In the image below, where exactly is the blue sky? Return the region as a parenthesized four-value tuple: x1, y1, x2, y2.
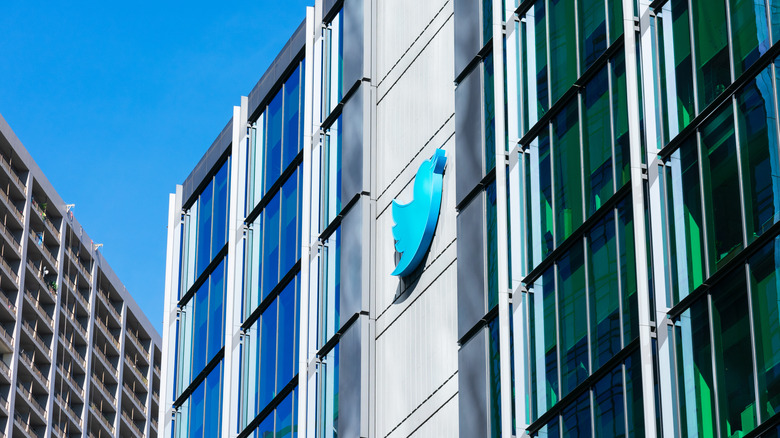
(0, 1, 313, 336)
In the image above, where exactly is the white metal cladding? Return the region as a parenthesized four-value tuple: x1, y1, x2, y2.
(406, 395, 459, 438)
(375, 264, 459, 438)
(374, 136, 457, 317)
(375, 17, 455, 195)
(376, 0, 450, 83)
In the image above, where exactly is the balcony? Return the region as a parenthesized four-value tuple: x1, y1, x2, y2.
(95, 318, 120, 352)
(0, 394, 8, 415)
(91, 375, 117, 406)
(58, 335, 87, 371)
(0, 152, 27, 195)
(96, 288, 121, 323)
(0, 323, 14, 351)
(0, 358, 11, 383)
(124, 356, 149, 388)
(13, 412, 40, 438)
(55, 393, 84, 428)
(0, 190, 24, 227)
(57, 364, 85, 401)
(0, 290, 15, 318)
(30, 199, 60, 241)
(60, 308, 89, 342)
(25, 261, 53, 297)
(0, 221, 21, 255)
(0, 256, 18, 285)
(24, 290, 53, 328)
(62, 277, 89, 312)
(90, 402, 115, 435)
(17, 383, 48, 422)
(123, 382, 147, 415)
(29, 232, 58, 271)
(66, 248, 92, 283)
(21, 320, 51, 358)
(126, 329, 150, 362)
(17, 351, 49, 388)
(121, 409, 145, 437)
(93, 347, 118, 379)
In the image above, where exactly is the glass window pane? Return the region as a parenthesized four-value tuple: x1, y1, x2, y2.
(487, 182, 499, 308)
(208, 259, 225, 360)
(197, 180, 214, 276)
(711, 271, 757, 436)
(625, 352, 645, 438)
(255, 411, 274, 438)
(266, 91, 284, 191)
(284, 65, 302, 168)
(672, 138, 706, 297)
(588, 215, 620, 370)
(245, 213, 263, 319)
(692, 0, 730, 109)
(320, 116, 342, 231)
(318, 343, 339, 438)
(533, 0, 549, 116)
(618, 199, 638, 344)
(553, 101, 583, 244)
(537, 129, 555, 259)
(594, 366, 625, 437)
(749, 238, 780, 419)
(189, 382, 205, 438)
(277, 281, 297, 391)
(561, 392, 591, 438)
(729, 0, 770, 77)
(669, 0, 696, 131)
(276, 389, 294, 438)
(612, 52, 631, 187)
(263, 192, 281, 300)
(489, 318, 502, 438)
(259, 299, 278, 410)
(700, 104, 743, 269)
(533, 267, 558, 411)
(204, 362, 223, 438)
(675, 300, 717, 437)
(579, 0, 607, 71)
(192, 282, 209, 377)
(558, 242, 588, 396)
(608, 0, 623, 45)
(319, 228, 341, 347)
(737, 67, 780, 242)
(583, 65, 614, 215)
(484, 53, 496, 172)
(281, 168, 300, 276)
(549, 0, 578, 104)
(248, 114, 265, 212)
(213, 159, 229, 259)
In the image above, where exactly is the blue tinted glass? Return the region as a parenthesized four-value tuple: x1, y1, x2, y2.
(197, 180, 214, 276)
(297, 169, 303, 262)
(192, 282, 209, 376)
(255, 411, 274, 438)
(283, 66, 301, 169)
(594, 366, 625, 437)
(277, 281, 296, 391)
(213, 159, 230, 259)
(281, 168, 299, 276)
(246, 212, 263, 319)
(189, 382, 205, 438)
(561, 392, 592, 438)
(259, 299, 278, 409)
(263, 192, 280, 300)
(205, 363, 223, 438)
(266, 92, 284, 191)
(208, 259, 225, 360)
(276, 389, 294, 437)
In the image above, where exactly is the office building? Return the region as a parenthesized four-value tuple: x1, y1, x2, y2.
(0, 115, 161, 438)
(161, 0, 780, 437)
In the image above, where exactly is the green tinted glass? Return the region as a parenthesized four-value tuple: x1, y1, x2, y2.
(553, 101, 583, 245)
(558, 243, 588, 397)
(692, 0, 730, 109)
(584, 66, 615, 215)
(549, 0, 578, 104)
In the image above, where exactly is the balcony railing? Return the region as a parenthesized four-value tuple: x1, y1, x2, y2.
(13, 412, 38, 438)
(123, 382, 147, 414)
(30, 199, 60, 240)
(0, 152, 26, 193)
(26, 260, 51, 295)
(60, 307, 88, 341)
(95, 318, 120, 351)
(124, 356, 149, 387)
(0, 189, 23, 224)
(17, 383, 47, 420)
(92, 375, 117, 405)
(0, 323, 14, 349)
(58, 335, 87, 370)
(93, 347, 118, 378)
(0, 256, 18, 284)
(90, 402, 115, 434)
(55, 393, 83, 428)
(121, 409, 145, 437)
(0, 290, 15, 315)
(21, 320, 51, 356)
(25, 290, 53, 328)
(18, 351, 49, 387)
(126, 329, 149, 360)
(67, 248, 92, 283)
(57, 364, 85, 400)
(62, 278, 89, 311)
(0, 220, 21, 254)
(0, 358, 10, 377)
(97, 288, 121, 322)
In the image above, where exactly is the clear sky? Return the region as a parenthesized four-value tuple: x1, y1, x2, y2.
(0, 1, 313, 336)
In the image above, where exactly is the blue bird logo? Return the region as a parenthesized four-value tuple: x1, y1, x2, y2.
(391, 149, 447, 277)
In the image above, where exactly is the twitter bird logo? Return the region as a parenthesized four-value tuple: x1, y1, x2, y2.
(391, 149, 447, 277)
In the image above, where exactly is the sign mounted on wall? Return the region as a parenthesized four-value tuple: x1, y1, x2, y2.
(391, 148, 447, 277)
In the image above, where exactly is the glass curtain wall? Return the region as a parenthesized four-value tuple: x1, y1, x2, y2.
(239, 59, 305, 438)
(174, 157, 231, 438)
(653, 0, 780, 431)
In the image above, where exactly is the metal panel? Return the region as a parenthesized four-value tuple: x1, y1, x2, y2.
(376, 0, 450, 81)
(342, 85, 364, 202)
(343, 0, 364, 87)
(341, 198, 364, 318)
(458, 327, 489, 438)
(454, 0, 481, 79)
(408, 395, 459, 438)
(375, 18, 455, 195)
(375, 265, 458, 437)
(338, 317, 363, 438)
(457, 192, 486, 338)
(455, 66, 483, 206)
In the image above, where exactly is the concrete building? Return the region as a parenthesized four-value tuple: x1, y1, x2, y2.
(0, 115, 161, 438)
(161, 0, 780, 437)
